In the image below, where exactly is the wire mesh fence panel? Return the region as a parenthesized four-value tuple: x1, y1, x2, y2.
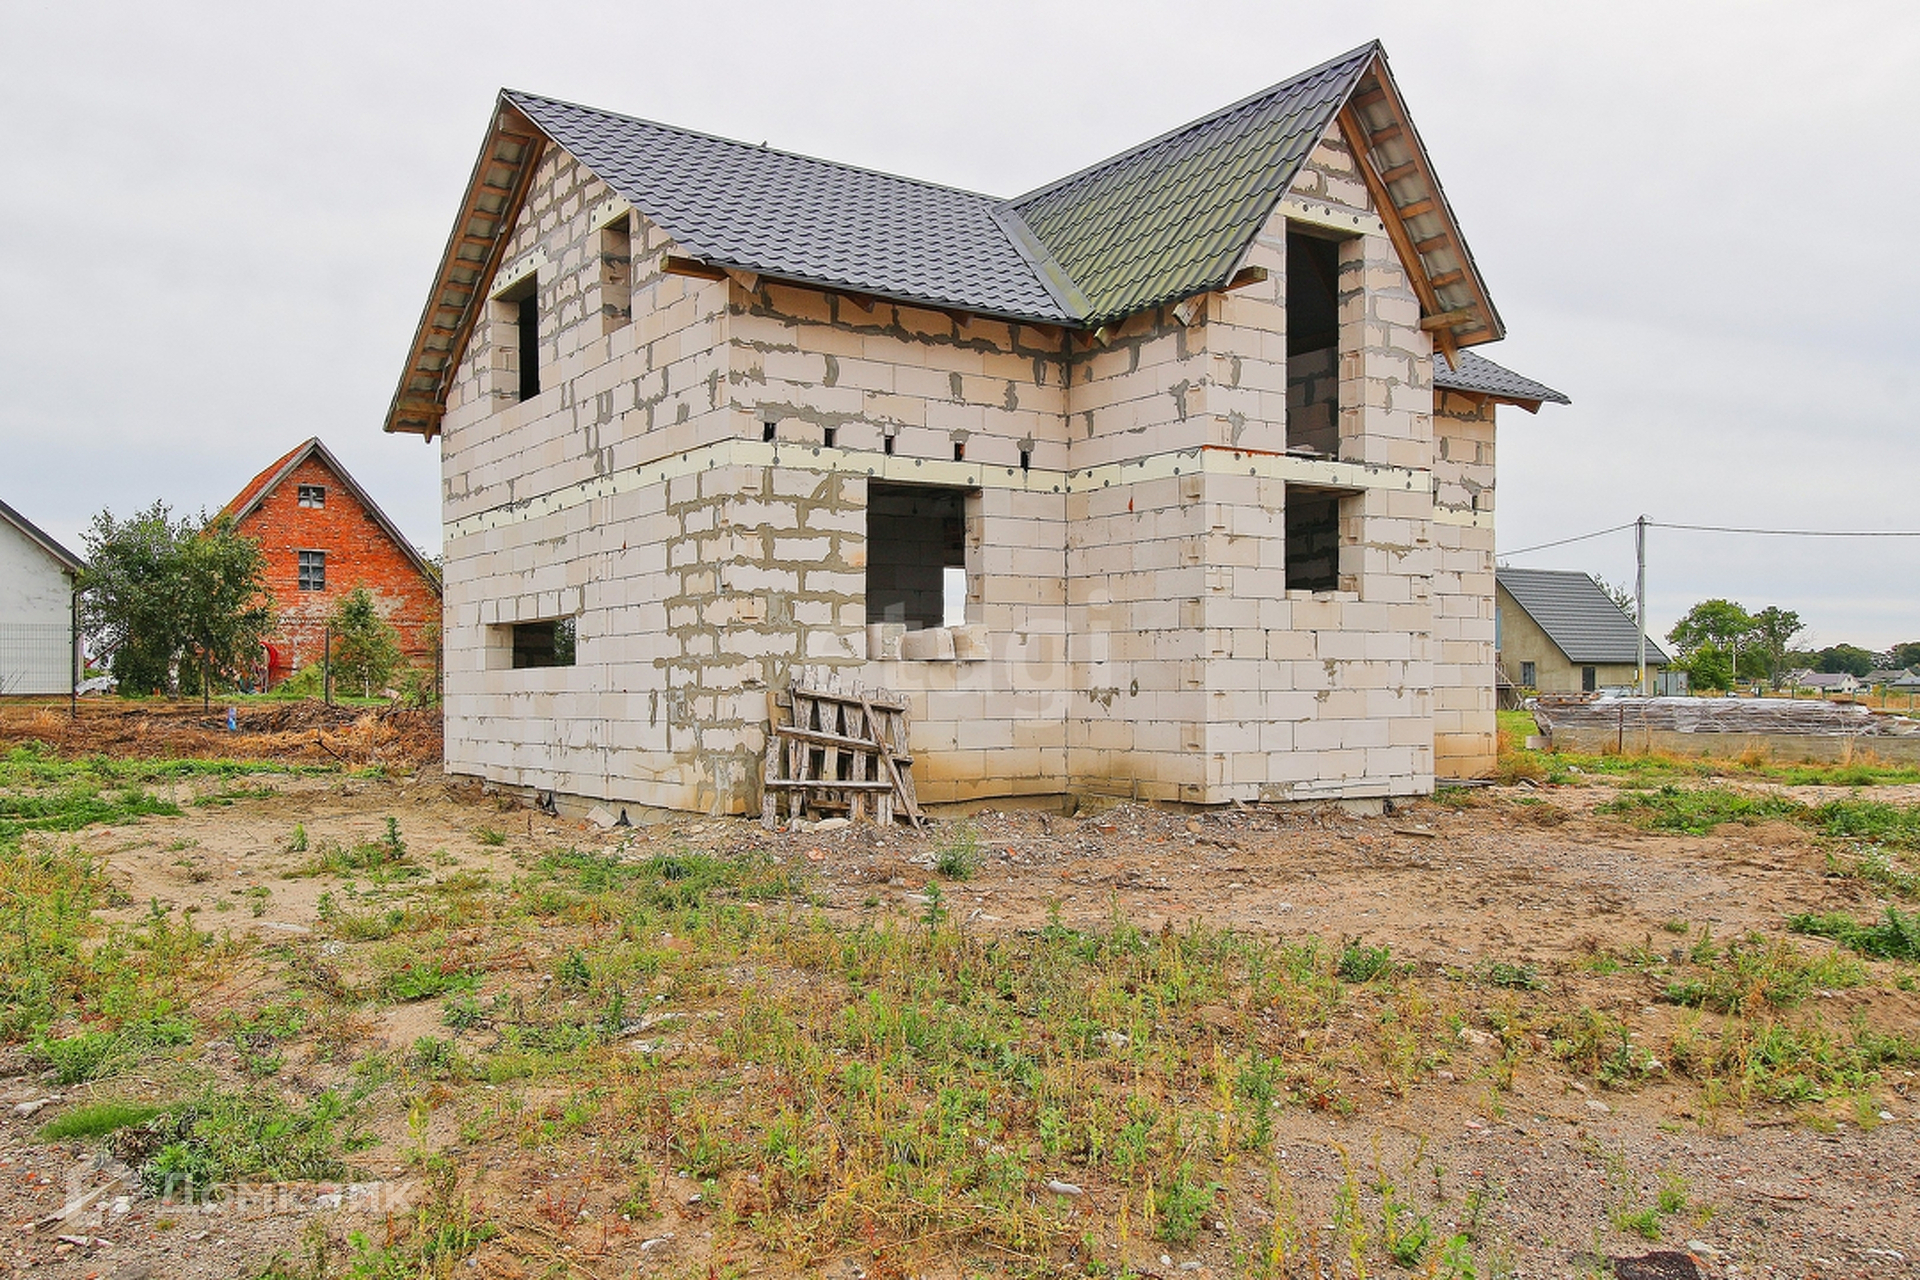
(0, 623, 75, 695)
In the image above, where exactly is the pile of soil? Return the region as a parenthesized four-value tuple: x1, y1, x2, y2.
(0, 697, 442, 769)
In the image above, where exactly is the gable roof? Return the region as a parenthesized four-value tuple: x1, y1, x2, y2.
(505, 92, 1073, 325)
(1497, 567, 1669, 666)
(1434, 351, 1570, 412)
(387, 41, 1512, 438)
(222, 438, 441, 593)
(1008, 45, 1374, 325)
(0, 497, 83, 577)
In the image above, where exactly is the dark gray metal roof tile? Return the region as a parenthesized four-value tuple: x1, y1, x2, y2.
(1435, 351, 1569, 405)
(505, 91, 1071, 324)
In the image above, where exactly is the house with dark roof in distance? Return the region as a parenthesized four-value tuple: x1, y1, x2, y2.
(385, 40, 1568, 815)
(0, 497, 84, 696)
(221, 439, 441, 689)
(1496, 567, 1668, 695)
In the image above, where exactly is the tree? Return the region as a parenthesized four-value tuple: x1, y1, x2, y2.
(1681, 646, 1735, 692)
(328, 588, 404, 697)
(1815, 644, 1875, 678)
(1595, 576, 1638, 623)
(1886, 641, 1920, 671)
(79, 502, 273, 697)
(1746, 606, 1804, 683)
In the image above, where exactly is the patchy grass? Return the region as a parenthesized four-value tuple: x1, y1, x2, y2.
(1789, 907, 1920, 961)
(1493, 710, 1920, 789)
(1598, 785, 1803, 835)
(40, 1100, 167, 1141)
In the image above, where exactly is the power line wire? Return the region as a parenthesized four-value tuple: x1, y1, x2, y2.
(1499, 523, 1633, 557)
(1500, 519, 1920, 558)
(1649, 521, 1920, 538)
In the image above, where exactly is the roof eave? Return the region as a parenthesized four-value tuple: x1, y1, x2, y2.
(383, 96, 547, 441)
(1337, 50, 1504, 359)
(0, 497, 84, 576)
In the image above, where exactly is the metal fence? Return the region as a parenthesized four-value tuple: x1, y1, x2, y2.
(0, 622, 76, 695)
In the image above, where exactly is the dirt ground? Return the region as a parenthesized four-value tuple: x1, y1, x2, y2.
(1, 701, 1916, 1278)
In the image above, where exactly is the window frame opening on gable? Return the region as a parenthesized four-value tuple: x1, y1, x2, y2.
(1520, 660, 1537, 689)
(509, 617, 576, 669)
(1283, 226, 1352, 459)
(296, 484, 326, 509)
(1583, 665, 1598, 693)
(865, 481, 971, 632)
(598, 213, 632, 334)
(1282, 483, 1358, 595)
(493, 272, 542, 403)
(296, 549, 327, 593)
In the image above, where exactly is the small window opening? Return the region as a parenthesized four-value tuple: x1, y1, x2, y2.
(763, 420, 777, 443)
(1521, 661, 1537, 688)
(1019, 448, 1031, 472)
(822, 426, 836, 448)
(1583, 665, 1598, 693)
(297, 484, 326, 509)
(1284, 229, 1346, 456)
(883, 431, 896, 456)
(1283, 486, 1344, 593)
(953, 441, 966, 462)
(866, 482, 967, 630)
(496, 275, 540, 402)
(297, 550, 326, 592)
(599, 214, 632, 332)
(511, 618, 576, 669)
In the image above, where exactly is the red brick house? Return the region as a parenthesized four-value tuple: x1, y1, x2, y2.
(222, 438, 440, 688)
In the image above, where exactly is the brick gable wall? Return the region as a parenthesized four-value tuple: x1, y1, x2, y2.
(234, 454, 439, 683)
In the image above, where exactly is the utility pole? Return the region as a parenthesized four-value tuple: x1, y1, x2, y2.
(1635, 515, 1648, 696)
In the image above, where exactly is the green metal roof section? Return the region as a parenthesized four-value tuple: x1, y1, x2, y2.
(1009, 43, 1378, 326)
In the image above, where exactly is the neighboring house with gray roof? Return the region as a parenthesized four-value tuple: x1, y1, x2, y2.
(0, 497, 83, 696)
(1496, 567, 1667, 694)
(388, 40, 1567, 815)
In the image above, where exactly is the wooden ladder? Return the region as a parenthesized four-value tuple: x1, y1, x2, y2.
(762, 669, 924, 829)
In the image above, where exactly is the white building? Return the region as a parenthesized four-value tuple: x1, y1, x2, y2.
(0, 498, 83, 695)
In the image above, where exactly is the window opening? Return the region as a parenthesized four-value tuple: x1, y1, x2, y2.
(496, 275, 540, 402)
(297, 484, 326, 509)
(511, 618, 576, 669)
(599, 214, 632, 332)
(1284, 228, 1346, 457)
(866, 482, 967, 630)
(1583, 665, 1598, 692)
(1521, 661, 1537, 688)
(297, 550, 326, 592)
(1283, 486, 1344, 593)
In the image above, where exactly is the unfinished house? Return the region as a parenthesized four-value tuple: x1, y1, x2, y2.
(385, 41, 1567, 814)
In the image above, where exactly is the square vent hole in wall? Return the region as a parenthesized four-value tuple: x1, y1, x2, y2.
(866, 482, 968, 630)
(1284, 485, 1357, 594)
(1285, 228, 1347, 458)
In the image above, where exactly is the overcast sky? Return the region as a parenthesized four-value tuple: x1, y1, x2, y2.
(4, 1, 1915, 651)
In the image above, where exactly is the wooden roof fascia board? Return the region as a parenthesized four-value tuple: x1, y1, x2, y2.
(1337, 105, 1457, 365)
(382, 98, 546, 439)
(1352, 60, 1505, 346)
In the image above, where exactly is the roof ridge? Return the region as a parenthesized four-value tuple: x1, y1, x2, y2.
(503, 89, 1009, 204)
(1007, 41, 1378, 210)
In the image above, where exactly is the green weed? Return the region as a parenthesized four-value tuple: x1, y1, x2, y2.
(40, 1101, 166, 1141)
(1788, 907, 1920, 961)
